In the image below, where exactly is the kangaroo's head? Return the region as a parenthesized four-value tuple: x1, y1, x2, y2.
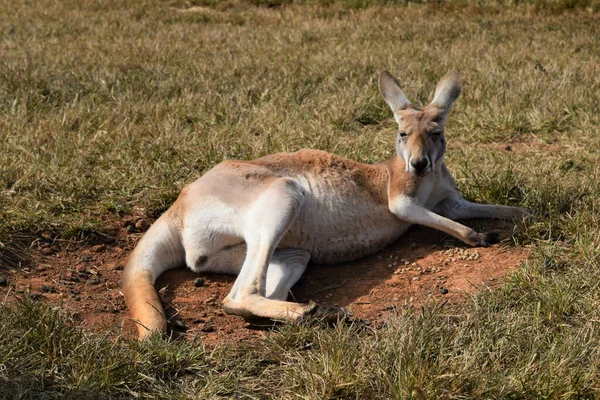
(379, 71, 461, 176)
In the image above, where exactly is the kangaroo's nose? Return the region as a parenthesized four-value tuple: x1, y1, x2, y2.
(410, 158, 429, 172)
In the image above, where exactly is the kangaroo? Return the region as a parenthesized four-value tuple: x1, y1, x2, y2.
(123, 71, 528, 339)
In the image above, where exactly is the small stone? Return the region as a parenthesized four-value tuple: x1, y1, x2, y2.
(29, 292, 43, 301)
(387, 264, 393, 268)
(412, 276, 420, 281)
(135, 219, 151, 232)
(126, 224, 136, 234)
(0, 275, 7, 286)
(440, 287, 449, 295)
(40, 285, 57, 293)
(193, 277, 205, 287)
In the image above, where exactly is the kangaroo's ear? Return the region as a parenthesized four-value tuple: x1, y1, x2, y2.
(430, 71, 461, 119)
(379, 71, 411, 122)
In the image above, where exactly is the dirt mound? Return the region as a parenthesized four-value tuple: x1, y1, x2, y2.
(0, 216, 528, 345)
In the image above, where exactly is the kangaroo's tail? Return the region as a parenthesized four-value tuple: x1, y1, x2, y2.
(122, 212, 184, 339)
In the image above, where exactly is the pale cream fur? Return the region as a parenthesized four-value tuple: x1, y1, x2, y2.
(123, 71, 529, 339)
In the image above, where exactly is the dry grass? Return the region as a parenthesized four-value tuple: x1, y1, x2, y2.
(1, 0, 600, 398)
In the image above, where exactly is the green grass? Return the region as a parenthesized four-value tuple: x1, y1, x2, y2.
(2, 0, 600, 398)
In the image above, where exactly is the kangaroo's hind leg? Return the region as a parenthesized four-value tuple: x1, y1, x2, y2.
(267, 248, 350, 321)
(207, 247, 341, 320)
(266, 248, 310, 300)
(221, 177, 349, 322)
(222, 177, 316, 321)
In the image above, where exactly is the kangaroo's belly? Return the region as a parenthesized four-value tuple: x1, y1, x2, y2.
(278, 177, 410, 264)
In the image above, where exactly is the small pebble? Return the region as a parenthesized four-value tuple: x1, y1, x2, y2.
(40, 285, 57, 293)
(193, 277, 205, 287)
(29, 292, 43, 301)
(440, 287, 449, 295)
(135, 219, 151, 232)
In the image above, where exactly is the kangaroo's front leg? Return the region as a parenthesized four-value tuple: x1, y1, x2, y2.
(434, 195, 530, 221)
(390, 196, 500, 247)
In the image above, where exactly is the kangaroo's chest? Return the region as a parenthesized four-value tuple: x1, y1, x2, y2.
(415, 172, 448, 208)
(278, 169, 450, 264)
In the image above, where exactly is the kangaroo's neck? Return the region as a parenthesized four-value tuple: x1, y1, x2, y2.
(382, 155, 425, 200)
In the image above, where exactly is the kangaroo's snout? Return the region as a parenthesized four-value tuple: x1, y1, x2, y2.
(409, 157, 429, 173)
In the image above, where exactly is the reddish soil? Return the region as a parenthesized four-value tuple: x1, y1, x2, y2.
(0, 215, 528, 346)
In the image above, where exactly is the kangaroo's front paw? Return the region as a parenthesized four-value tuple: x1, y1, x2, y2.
(468, 231, 500, 247)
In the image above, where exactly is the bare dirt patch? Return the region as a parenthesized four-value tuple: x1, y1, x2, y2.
(0, 215, 528, 346)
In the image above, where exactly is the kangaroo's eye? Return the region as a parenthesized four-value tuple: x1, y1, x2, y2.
(399, 132, 408, 138)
